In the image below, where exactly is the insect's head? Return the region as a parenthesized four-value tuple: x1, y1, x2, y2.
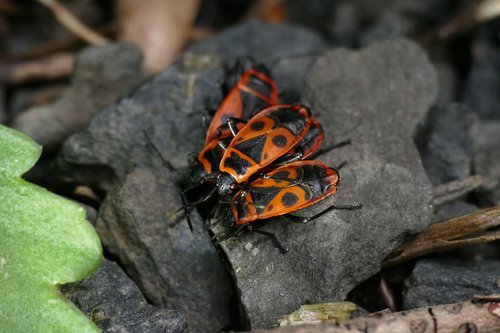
(217, 173, 237, 195)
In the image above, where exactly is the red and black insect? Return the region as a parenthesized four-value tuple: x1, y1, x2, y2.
(183, 104, 316, 229)
(211, 160, 361, 252)
(205, 64, 279, 145)
(231, 160, 340, 224)
(192, 112, 325, 183)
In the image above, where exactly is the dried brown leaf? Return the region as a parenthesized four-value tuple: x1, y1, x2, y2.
(117, 0, 202, 73)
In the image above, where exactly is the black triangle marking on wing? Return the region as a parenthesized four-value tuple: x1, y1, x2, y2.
(233, 134, 267, 164)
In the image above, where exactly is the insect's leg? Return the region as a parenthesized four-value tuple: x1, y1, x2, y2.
(181, 190, 194, 232)
(211, 224, 245, 243)
(335, 161, 348, 170)
(186, 185, 218, 208)
(272, 150, 305, 167)
(286, 203, 363, 223)
(226, 117, 248, 137)
(308, 139, 351, 160)
(247, 225, 288, 253)
(208, 201, 232, 228)
(171, 184, 218, 231)
(143, 130, 181, 173)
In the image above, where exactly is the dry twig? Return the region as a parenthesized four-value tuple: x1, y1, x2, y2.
(437, 0, 500, 39)
(384, 205, 500, 267)
(35, 0, 109, 46)
(0, 52, 74, 85)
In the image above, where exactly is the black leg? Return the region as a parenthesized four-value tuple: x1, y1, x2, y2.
(211, 224, 245, 243)
(248, 226, 288, 253)
(172, 184, 219, 232)
(180, 190, 194, 232)
(211, 222, 288, 253)
(335, 161, 348, 170)
(308, 139, 351, 160)
(286, 203, 362, 223)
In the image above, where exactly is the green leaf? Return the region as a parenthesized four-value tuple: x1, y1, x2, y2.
(0, 125, 103, 332)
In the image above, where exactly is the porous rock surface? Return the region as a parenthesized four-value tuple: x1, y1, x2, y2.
(463, 19, 500, 121)
(403, 257, 500, 309)
(416, 103, 476, 185)
(471, 120, 500, 205)
(96, 167, 233, 332)
(61, 259, 186, 333)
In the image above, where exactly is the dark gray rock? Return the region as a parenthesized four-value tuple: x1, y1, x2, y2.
(360, 0, 455, 44)
(12, 43, 145, 151)
(54, 22, 327, 331)
(283, 0, 338, 39)
(54, 56, 222, 191)
(404, 258, 500, 309)
(472, 120, 500, 204)
(61, 259, 187, 333)
(219, 38, 437, 328)
(96, 167, 233, 332)
(431, 200, 478, 223)
(326, 2, 362, 46)
(463, 19, 500, 120)
(416, 103, 476, 185)
(434, 62, 459, 104)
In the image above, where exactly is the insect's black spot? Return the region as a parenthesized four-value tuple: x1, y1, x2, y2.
(237, 136, 244, 142)
(223, 152, 252, 176)
(251, 121, 265, 131)
(267, 204, 274, 211)
(250, 186, 281, 215)
(234, 135, 266, 164)
(263, 153, 269, 160)
(272, 170, 290, 181)
(282, 192, 298, 207)
(272, 134, 288, 148)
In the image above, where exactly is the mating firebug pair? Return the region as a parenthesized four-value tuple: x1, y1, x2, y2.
(180, 63, 358, 250)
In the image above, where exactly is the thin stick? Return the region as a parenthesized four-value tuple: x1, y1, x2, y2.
(36, 0, 109, 46)
(0, 52, 75, 85)
(384, 205, 500, 267)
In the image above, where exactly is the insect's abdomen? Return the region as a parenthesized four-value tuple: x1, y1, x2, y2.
(232, 161, 339, 224)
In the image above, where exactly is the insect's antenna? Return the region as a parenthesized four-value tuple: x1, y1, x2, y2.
(143, 130, 186, 174)
(308, 140, 351, 160)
